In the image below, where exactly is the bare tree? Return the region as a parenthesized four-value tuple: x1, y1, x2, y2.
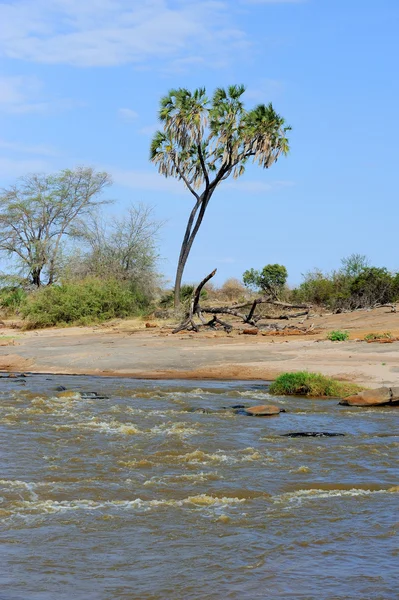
(150, 85, 290, 307)
(69, 203, 162, 295)
(0, 167, 111, 286)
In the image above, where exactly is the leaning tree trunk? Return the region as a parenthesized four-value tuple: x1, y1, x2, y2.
(174, 191, 213, 308)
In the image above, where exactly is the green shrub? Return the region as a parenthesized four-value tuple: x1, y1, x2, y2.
(0, 287, 27, 314)
(159, 284, 207, 308)
(364, 331, 393, 341)
(243, 264, 288, 297)
(269, 371, 363, 397)
(327, 330, 349, 341)
(21, 277, 151, 328)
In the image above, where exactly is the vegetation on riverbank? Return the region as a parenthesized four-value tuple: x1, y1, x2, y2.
(269, 371, 364, 398)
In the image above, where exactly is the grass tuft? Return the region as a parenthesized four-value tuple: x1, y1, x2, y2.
(269, 371, 363, 398)
(364, 331, 393, 341)
(327, 330, 349, 341)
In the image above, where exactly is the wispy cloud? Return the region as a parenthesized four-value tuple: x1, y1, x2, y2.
(0, 75, 46, 114)
(118, 108, 139, 121)
(0, 138, 58, 156)
(111, 167, 184, 193)
(226, 180, 295, 193)
(0, 157, 51, 179)
(0, 1, 248, 69)
(246, 79, 285, 103)
(0, 75, 79, 114)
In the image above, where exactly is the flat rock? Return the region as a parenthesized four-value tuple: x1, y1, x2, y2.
(245, 404, 281, 416)
(340, 387, 393, 406)
(390, 387, 399, 401)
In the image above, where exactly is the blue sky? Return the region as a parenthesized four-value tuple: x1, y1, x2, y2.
(0, 0, 398, 286)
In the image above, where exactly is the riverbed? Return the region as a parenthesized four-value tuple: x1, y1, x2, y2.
(0, 375, 398, 599)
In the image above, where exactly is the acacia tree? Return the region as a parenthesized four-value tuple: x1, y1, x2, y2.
(69, 203, 161, 295)
(243, 264, 288, 299)
(150, 85, 290, 307)
(0, 167, 111, 286)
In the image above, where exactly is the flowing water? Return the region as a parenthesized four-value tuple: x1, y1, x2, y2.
(0, 374, 398, 599)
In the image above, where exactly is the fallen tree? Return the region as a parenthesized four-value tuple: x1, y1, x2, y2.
(172, 269, 313, 334)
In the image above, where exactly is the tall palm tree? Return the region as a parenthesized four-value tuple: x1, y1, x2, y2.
(150, 85, 290, 308)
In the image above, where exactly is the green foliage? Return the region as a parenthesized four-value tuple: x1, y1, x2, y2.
(292, 254, 399, 310)
(0, 287, 27, 314)
(364, 332, 393, 341)
(349, 267, 394, 307)
(243, 264, 288, 297)
(269, 371, 363, 398)
(340, 253, 370, 277)
(21, 278, 151, 328)
(0, 168, 111, 287)
(327, 330, 349, 341)
(151, 85, 290, 306)
(160, 284, 207, 308)
(291, 270, 335, 306)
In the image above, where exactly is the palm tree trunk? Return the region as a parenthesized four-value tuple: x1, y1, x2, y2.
(174, 190, 213, 308)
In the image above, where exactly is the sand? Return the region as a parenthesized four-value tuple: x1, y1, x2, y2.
(0, 306, 398, 386)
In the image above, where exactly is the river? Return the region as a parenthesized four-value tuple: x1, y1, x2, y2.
(0, 374, 398, 599)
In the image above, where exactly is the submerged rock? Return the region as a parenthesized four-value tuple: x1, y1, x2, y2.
(57, 390, 81, 399)
(282, 432, 345, 437)
(340, 387, 399, 407)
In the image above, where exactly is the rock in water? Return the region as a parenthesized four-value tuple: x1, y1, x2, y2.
(245, 404, 281, 416)
(282, 432, 345, 437)
(339, 387, 398, 406)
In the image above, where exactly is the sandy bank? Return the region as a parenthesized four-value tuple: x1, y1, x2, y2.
(0, 306, 398, 386)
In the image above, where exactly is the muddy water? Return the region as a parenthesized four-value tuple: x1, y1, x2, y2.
(0, 375, 398, 599)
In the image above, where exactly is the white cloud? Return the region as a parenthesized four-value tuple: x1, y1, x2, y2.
(246, 79, 285, 103)
(0, 75, 46, 113)
(0, 138, 58, 156)
(0, 0, 248, 69)
(0, 157, 51, 179)
(0, 75, 79, 114)
(118, 108, 138, 121)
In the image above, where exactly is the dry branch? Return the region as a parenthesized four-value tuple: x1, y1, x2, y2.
(172, 269, 313, 334)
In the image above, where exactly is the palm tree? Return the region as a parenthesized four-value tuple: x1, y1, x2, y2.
(150, 85, 290, 308)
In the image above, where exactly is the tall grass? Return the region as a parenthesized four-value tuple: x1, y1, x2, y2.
(269, 371, 363, 398)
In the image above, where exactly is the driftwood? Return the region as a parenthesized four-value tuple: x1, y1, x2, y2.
(173, 269, 313, 334)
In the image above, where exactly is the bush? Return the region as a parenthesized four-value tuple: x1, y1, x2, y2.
(0, 287, 27, 314)
(159, 284, 207, 308)
(327, 330, 349, 341)
(21, 277, 151, 328)
(243, 264, 288, 297)
(218, 278, 247, 302)
(349, 267, 395, 308)
(364, 332, 393, 341)
(291, 270, 336, 306)
(292, 256, 399, 310)
(269, 371, 363, 397)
